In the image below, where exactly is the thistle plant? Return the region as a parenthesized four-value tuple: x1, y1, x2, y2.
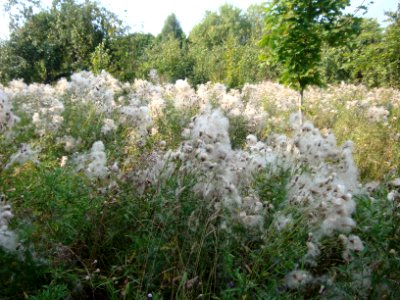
(0, 71, 399, 298)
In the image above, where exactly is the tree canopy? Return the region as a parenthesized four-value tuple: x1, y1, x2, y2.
(1, 0, 122, 83)
(159, 13, 185, 41)
(261, 0, 355, 92)
(0, 0, 399, 90)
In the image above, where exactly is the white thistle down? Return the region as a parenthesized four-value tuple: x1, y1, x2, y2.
(0, 196, 17, 251)
(0, 89, 19, 132)
(5, 144, 39, 169)
(86, 141, 109, 180)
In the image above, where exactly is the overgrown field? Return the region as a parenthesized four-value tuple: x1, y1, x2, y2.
(1, 71, 400, 299)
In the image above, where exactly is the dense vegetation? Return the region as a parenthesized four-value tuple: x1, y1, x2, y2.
(1, 1, 400, 299)
(1, 1, 400, 89)
(1, 72, 399, 299)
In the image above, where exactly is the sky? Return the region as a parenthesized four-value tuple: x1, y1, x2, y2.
(0, 0, 398, 40)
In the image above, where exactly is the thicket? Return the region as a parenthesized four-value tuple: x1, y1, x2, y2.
(1, 1, 399, 89)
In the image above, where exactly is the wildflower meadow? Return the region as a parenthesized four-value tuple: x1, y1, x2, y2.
(1, 71, 399, 299)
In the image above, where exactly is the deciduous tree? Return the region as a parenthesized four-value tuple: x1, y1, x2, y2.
(261, 0, 355, 123)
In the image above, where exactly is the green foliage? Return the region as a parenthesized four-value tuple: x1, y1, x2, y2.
(321, 18, 387, 87)
(109, 33, 154, 81)
(227, 114, 250, 149)
(6, 10, 63, 83)
(0, 39, 29, 83)
(1, 2, 400, 88)
(0, 249, 51, 299)
(144, 36, 191, 83)
(0, 0, 122, 84)
(160, 13, 185, 42)
(261, 0, 353, 92)
(189, 4, 251, 48)
(3, 0, 41, 30)
(29, 284, 69, 300)
(384, 4, 400, 88)
(49, 0, 122, 70)
(337, 189, 400, 299)
(90, 40, 111, 75)
(2, 166, 102, 247)
(188, 4, 271, 87)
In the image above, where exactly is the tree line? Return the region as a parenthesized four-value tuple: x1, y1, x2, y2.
(0, 0, 399, 89)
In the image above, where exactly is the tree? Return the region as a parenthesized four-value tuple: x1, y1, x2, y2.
(1, 0, 122, 83)
(143, 14, 189, 82)
(160, 13, 185, 42)
(108, 33, 154, 81)
(384, 4, 400, 88)
(143, 37, 191, 82)
(186, 4, 277, 88)
(4, 10, 63, 83)
(0, 39, 29, 83)
(188, 4, 254, 87)
(321, 18, 386, 87)
(3, 0, 42, 31)
(189, 5, 251, 48)
(261, 0, 355, 124)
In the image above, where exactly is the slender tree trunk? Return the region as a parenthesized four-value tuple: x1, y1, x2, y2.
(298, 88, 304, 127)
